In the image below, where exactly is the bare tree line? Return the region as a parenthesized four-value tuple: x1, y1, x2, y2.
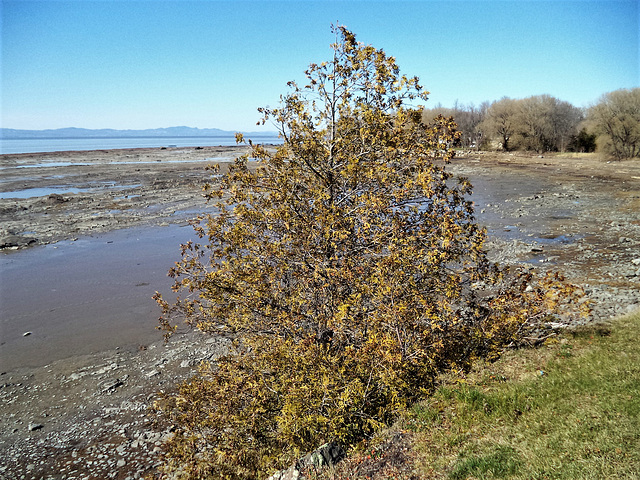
(422, 88, 640, 160)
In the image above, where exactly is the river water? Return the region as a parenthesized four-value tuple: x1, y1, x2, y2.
(0, 135, 282, 155)
(0, 224, 198, 372)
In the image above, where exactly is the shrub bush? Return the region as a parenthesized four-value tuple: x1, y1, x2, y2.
(153, 26, 587, 479)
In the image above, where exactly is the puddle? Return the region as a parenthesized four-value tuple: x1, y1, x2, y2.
(0, 186, 89, 199)
(0, 224, 199, 371)
(486, 222, 582, 247)
(1, 157, 235, 170)
(525, 255, 559, 266)
(170, 204, 220, 217)
(12, 162, 90, 169)
(535, 233, 582, 244)
(0, 183, 142, 199)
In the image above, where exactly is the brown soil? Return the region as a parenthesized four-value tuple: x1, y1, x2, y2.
(1, 147, 639, 479)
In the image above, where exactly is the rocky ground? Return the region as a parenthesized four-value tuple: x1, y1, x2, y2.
(0, 331, 231, 480)
(1, 148, 639, 479)
(449, 151, 640, 322)
(0, 145, 249, 249)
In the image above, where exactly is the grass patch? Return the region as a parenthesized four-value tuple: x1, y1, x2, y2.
(403, 310, 640, 479)
(449, 445, 521, 479)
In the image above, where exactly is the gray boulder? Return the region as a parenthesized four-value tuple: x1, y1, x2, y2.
(0, 235, 37, 249)
(267, 441, 345, 480)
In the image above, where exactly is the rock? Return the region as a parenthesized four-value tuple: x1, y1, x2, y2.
(0, 235, 37, 249)
(28, 423, 44, 431)
(299, 441, 345, 470)
(44, 193, 68, 204)
(632, 258, 640, 266)
(266, 442, 345, 480)
(180, 359, 196, 368)
(268, 465, 301, 480)
(99, 378, 124, 394)
(23, 331, 32, 337)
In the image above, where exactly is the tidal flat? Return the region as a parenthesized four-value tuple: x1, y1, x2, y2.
(1, 147, 639, 479)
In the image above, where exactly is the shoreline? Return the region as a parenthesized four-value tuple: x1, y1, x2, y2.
(0, 145, 250, 249)
(1, 148, 640, 478)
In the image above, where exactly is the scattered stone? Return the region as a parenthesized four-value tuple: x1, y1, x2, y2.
(100, 378, 124, 395)
(180, 359, 196, 368)
(44, 193, 68, 204)
(28, 423, 44, 431)
(0, 235, 37, 249)
(300, 441, 345, 469)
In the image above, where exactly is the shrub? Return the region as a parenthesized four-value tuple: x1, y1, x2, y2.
(153, 26, 587, 479)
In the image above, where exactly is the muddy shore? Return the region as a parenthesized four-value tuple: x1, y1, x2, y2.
(1, 147, 639, 479)
(0, 145, 250, 248)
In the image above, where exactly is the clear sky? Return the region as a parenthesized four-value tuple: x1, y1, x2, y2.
(1, 0, 638, 131)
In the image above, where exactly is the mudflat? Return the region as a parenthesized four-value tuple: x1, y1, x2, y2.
(1, 147, 639, 479)
(1, 146, 249, 371)
(0, 145, 250, 247)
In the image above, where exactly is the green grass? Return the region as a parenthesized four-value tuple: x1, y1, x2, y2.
(403, 310, 640, 479)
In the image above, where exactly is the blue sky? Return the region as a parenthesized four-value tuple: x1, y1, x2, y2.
(1, 0, 638, 131)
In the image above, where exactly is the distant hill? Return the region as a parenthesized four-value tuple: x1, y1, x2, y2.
(0, 126, 276, 139)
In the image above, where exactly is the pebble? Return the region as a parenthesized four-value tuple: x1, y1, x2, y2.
(1, 331, 230, 480)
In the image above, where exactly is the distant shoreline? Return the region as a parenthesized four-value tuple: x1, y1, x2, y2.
(0, 134, 280, 140)
(0, 125, 278, 137)
(0, 135, 282, 155)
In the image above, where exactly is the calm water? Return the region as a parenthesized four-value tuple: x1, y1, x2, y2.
(0, 135, 282, 154)
(0, 224, 195, 371)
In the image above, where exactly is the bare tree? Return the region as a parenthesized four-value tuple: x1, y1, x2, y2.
(588, 88, 640, 160)
(480, 97, 518, 151)
(552, 99, 584, 152)
(423, 101, 487, 150)
(515, 95, 582, 153)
